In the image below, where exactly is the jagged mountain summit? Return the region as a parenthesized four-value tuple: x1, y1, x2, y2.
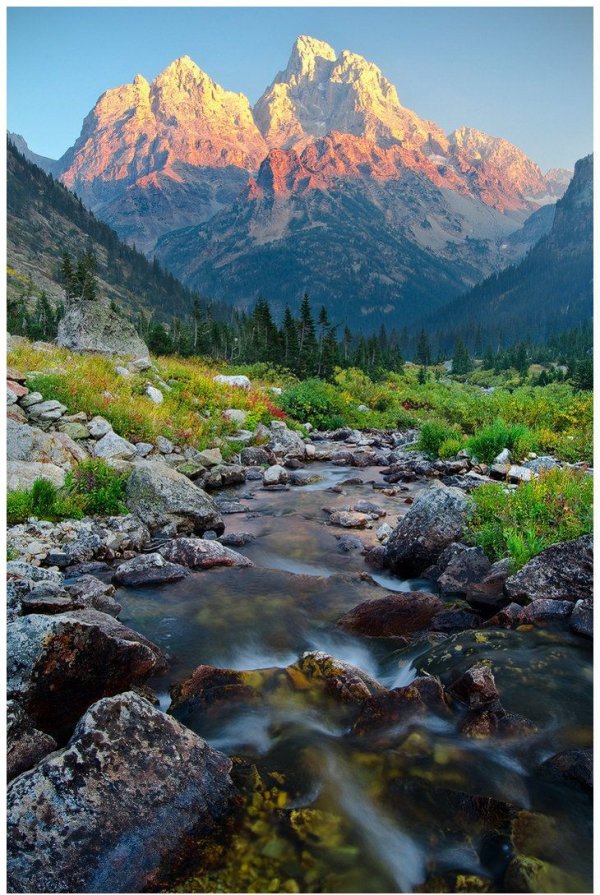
(11, 35, 576, 322)
(51, 56, 267, 251)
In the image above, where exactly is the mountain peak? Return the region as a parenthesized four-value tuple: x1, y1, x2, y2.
(154, 54, 208, 85)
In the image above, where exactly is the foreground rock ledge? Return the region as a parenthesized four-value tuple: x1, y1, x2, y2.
(7, 609, 167, 736)
(7, 692, 238, 894)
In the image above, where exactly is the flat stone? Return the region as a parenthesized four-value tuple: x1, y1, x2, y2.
(19, 391, 43, 408)
(158, 537, 253, 570)
(214, 374, 251, 389)
(7, 460, 66, 491)
(112, 553, 190, 587)
(92, 431, 137, 461)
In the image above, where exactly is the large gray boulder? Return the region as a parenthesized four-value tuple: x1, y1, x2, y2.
(7, 460, 66, 491)
(268, 421, 306, 459)
(57, 298, 148, 357)
(505, 535, 593, 604)
(112, 552, 190, 587)
(125, 462, 224, 535)
(385, 484, 472, 576)
(7, 610, 166, 735)
(6, 692, 237, 893)
(7, 418, 73, 466)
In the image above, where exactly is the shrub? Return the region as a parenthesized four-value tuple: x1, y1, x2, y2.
(278, 379, 347, 429)
(418, 421, 461, 457)
(7, 478, 83, 524)
(438, 437, 463, 459)
(466, 467, 593, 569)
(64, 460, 129, 516)
(7, 461, 129, 524)
(466, 419, 537, 464)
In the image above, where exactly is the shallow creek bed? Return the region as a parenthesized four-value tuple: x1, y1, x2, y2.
(108, 462, 593, 894)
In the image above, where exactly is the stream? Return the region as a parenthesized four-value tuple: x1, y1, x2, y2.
(116, 461, 593, 893)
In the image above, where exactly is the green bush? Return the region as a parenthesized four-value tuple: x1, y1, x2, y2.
(278, 379, 348, 429)
(7, 461, 129, 524)
(418, 421, 461, 457)
(466, 419, 537, 464)
(64, 460, 129, 516)
(438, 437, 463, 459)
(466, 467, 593, 569)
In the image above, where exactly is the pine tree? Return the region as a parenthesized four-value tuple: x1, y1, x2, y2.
(452, 337, 473, 375)
(416, 329, 431, 366)
(282, 306, 300, 371)
(297, 293, 318, 376)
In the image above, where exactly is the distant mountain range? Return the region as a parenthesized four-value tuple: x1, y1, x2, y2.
(422, 153, 593, 349)
(9, 33, 587, 334)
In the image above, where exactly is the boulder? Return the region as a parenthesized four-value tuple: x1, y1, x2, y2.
(57, 421, 90, 440)
(125, 462, 224, 536)
(520, 599, 573, 625)
(352, 676, 449, 736)
(268, 422, 306, 459)
(7, 460, 66, 491)
(204, 463, 246, 489)
(424, 543, 492, 596)
(240, 446, 274, 466)
(158, 537, 253, 570)
(112, 553, 190, 587)
(86, 416, 112, 438)
(263, 464, 288, 486)
(91, 431, 137, 461)
(156, 435, 174, 454)
(196, 448, 223, 467)
(385, 484, 472, 576)
(223, 408, 247, 424)
(337, 591, 444, 637)
(213, 374, 251, 389)
(569, 598, 593, 639)
(27, 399, 67, 420)
(145, 385, 163, 404)
(504, 535, 593, 604)
(466, 558, 512, 611)
(65, 575, 122, 617)
(57, 298, 149, 357)
(7, 418, 73, 466)
(7, 610, 166, 734)
(7, 699, 57, 782)
(448, 664, 499, 709)
(6, 692, 237, 893)
(293, 651, 385, 704)
(128, 356, 153, 372)
(219, 532, 256, 547)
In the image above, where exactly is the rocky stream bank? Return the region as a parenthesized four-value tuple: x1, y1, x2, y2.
(6, 360, 593, 894)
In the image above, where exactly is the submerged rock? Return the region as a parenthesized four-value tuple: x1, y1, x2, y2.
(504, 535, 592, 604)
(337, 592, 444, 637)
(6, 692, 237, 893)
(385, 484, 472, 576)
(7, 609, 166, 735)
(538, 748, 593, 792)
(352, 675, 449, 736)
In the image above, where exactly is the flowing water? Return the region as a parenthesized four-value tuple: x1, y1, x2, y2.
(116, 462, 593, 893)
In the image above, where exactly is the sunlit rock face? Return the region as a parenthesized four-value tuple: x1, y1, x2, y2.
(56, 57, 267, 251)
(254, 35, 447, 153)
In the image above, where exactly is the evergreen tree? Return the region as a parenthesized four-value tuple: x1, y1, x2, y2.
(416, 329, 431, 366)
(297, 293, 318, 376)
(282, 306, 300, 372)
(452, 337, 473, 375)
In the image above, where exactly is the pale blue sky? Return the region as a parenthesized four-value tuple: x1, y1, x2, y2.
(7, 6, 593, 170)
